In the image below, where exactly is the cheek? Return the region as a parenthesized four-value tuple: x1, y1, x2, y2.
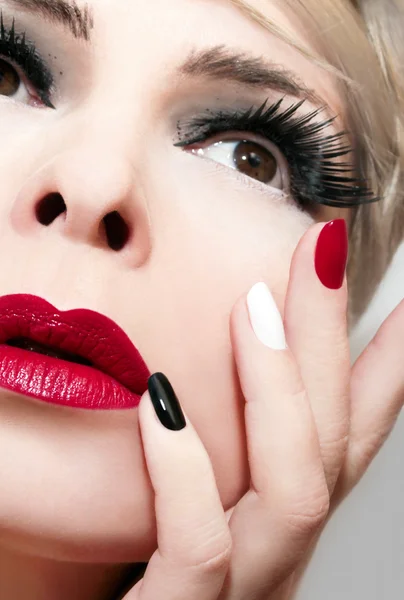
(141, 152, 314, 507)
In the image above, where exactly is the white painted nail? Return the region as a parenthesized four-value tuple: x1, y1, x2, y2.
(246, 282, 287, 350)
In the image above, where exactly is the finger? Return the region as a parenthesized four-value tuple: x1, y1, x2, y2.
(332, 297, 404, 506)
(126, 374, 232, 600)
(221, 285, 329, 599)
(225, 507, 236, 524)
(284, 220, 351, 493)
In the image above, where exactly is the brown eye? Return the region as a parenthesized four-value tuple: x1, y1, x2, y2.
(0, 58, 20, 96)
(190, 139, 284, 189)
(233, 140, 277, 184)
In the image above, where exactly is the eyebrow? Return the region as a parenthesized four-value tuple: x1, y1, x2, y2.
(180, 46, 324, 106)
(7, 0, 94, 41)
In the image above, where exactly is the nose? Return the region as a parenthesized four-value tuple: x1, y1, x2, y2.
(11, 140, 152, 262)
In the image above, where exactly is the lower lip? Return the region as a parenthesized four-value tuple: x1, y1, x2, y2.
(0, 345, 142, 409)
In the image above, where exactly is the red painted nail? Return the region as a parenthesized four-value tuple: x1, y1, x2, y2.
(315, 220, 348, 289)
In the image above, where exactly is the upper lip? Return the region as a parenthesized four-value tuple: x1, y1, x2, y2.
(0, 294, 150, 395)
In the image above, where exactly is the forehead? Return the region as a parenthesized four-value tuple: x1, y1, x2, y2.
(79, 0, 340, 109)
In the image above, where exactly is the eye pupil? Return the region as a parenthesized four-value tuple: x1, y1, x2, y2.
(247, 152, 261, 168)
(233, 140, 277, 184)
(0, 59, 19, 96)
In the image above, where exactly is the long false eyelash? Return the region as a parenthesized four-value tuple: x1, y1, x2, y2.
(0, 11, 54, 107)
(175, 98, 379, 209)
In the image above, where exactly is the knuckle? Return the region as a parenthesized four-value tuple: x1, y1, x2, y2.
(321, 430, 349, 455)
(185, 531, 233, 574)
(278, 474, 330, 537)
(320, 431, 350, 474)
(283, 491, 330, 536)
(196, 541, 233, 574)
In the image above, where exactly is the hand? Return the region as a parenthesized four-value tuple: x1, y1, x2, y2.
(122, 221, 404, 600)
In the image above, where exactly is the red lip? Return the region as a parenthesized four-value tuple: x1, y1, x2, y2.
(0, 294, 151, 410)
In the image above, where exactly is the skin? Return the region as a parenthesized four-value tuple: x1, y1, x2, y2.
(3, 0, 401, 598)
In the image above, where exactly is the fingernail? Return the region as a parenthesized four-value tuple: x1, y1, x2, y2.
(148, 372, 186, 431)
(315, 219, 348, 290)
(246, 282, 287, 350)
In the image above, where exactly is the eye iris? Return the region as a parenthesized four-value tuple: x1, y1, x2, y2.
(233, 141, 277, 184)
(0, 58, 19, 96)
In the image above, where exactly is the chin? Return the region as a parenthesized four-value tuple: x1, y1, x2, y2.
(0, 389, 158, 564)
(0, 512, 158, 564)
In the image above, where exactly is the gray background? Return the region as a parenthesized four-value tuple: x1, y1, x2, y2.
(298, 243, 404, 599)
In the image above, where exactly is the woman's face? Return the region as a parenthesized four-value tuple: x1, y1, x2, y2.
(0, 0, 347, 563)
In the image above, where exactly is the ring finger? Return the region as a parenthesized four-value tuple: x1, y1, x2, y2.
(284, 220, 351, 492)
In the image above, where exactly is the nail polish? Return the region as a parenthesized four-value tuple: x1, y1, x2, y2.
(315, 219, 348, 289)
(247, 282, 287, 349)
(148, 372, 186, 431)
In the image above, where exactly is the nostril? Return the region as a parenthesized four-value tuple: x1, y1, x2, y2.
(36, 193, 66, 225)
(103, 211, 130, 251)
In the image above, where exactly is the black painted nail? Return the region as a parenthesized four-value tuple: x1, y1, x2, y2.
(148, 372, 186, 431)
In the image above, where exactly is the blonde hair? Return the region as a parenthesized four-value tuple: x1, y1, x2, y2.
(231, 0, 404, 326)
